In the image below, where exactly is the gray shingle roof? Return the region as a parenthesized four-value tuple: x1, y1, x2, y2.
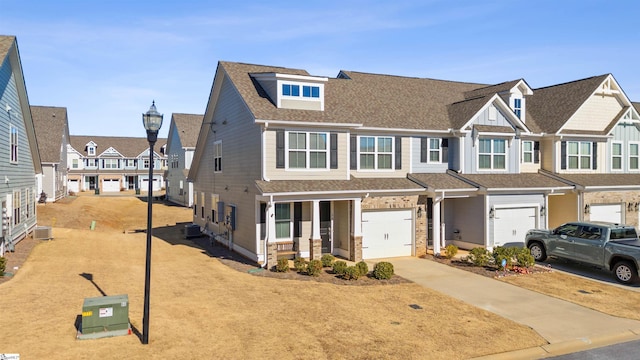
(220, 61, 488, 131)
(255, 176, 424, 194)
(408, 173, 477, 191)
(69, 135, 167, 157)
(0, 35, 15, 59)
(455, 173, 573, 190)
(463, 79, 523, 99)
(172, 113, 203, 148)
(527, 75, 609, 134)
(548, 173, 640, 188)
(31, 106, 69, 163)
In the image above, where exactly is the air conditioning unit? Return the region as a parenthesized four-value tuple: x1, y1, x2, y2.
(185, 224, 201, 239)
(34, 226, 53, 240)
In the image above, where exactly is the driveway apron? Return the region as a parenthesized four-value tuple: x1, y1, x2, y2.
(381, 257, 640, 344)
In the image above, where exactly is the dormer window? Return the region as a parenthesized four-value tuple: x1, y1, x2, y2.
(88, 146, 96, 156)
(513, 98, 522, 118)
(282, 84, 320, 98)
(282, 84, 300, 97)
(252, 72, 327, 111)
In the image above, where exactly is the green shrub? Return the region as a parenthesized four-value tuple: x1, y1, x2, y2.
(372, 262, 394, 280)
(0, 257, 6, 276)
(515, 247, 535, 268)
(321, 254, 335, 267)
(355, 261, 369, 276)
(332, 260, 348, 275)
(492, 246, 518, 270)
(307, 259, 323, 277)
(468, 247, 491, 267)
(343, 266, 360, 280)
(275, 258, 289, 272)
(444, 244, 458, 259)
(294, 257, 307, 273)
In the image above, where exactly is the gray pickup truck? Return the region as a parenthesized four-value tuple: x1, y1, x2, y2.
(525, 221, 640, 284)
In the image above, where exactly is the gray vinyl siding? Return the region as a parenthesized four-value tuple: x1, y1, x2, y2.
(474, 105, 511, 126)
(0, 54, 38, 247)
(166, 122, 189, 206)
(411, 136, 449, 173)
(609, 123, 640, 172)
(193, 75, 262, 257)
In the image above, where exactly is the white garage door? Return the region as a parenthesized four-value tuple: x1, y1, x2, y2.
(362, 209, 413, 259)
(590, 204, 623, 224)
(494, 207, 537, 247)
(102, 179, 120, 192)
(141, 178, 161, 191)
(68, 179, 79, 193)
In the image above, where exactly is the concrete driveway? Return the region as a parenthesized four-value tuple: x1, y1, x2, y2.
(376, 257, 640, 357)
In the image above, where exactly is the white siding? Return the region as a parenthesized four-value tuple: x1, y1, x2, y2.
(564, 94, 623, 131)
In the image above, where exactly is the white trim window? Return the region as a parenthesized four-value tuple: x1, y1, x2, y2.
(522, 140, 534, 163)
(143, 159, 150, 169)
(88, 146, 96, 156)
(567, 141, 592, 170)
(428, 138, 441, 163)
(629, 142, 640, 171)
(611, 141, 623, 171)
(214, 141, 222, 172)
(10, 124, 18, 163)
(359, 136, 393, 170)
(287, 132, 328, 169)
(282, 83, 320, 98)
(478, 138, 506, 170)
(513, 98, 522, 118)
(72, 159, 79, 169)
(103, 159, 119, 169)
(85, 158, 98, 167)
(13, 190, 21, 225)
(275, 203, 291, 239)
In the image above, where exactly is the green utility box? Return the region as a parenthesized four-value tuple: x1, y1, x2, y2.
(77, 294, 131, 340)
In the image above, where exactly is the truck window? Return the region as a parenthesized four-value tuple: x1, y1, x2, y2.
(610, 228, 638, 241)
(556, 224, 580, 236)
(579, 226, 602, 240)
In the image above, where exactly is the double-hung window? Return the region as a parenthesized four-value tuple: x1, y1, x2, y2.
(214, 141, 222, 172)
(86, 158, 98, 167)
(611, 142, 623, 171)
(72, 159, 79, 169)
(103, 159, 119, 169)
(275, 203, 291, 239)
(567, 141, 592, 170)
(428, 138, 441, 163)
(522, 140, 534, 163)
(359, 136, 393, 169)
(143, 159, 150, 169)
(13, 190, 20, 225)
(478, 139, 506, 170)
(288, 132, 327, 169)
(88, 146, 96, 156)
(513, 98, 522, 118)
(10, 125, 18, 163)
(630, 143, 640, 171)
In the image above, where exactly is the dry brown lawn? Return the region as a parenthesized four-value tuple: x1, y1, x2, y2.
(0, 196, 549, 359)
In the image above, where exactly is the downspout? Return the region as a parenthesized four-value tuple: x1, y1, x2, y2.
(262, 195, 273, 268)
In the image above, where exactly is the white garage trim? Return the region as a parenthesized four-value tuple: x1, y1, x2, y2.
(68, 179, 80, 193)
(589, 203, 623, 224)
(362, 209, 413, 259)
(492, 204, 539, 247)
(102, 179, 121, 192)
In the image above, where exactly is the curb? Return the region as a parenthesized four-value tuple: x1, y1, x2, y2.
(470, 329, 640, 359)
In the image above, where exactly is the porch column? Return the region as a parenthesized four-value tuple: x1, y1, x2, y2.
(309, 200, 322, 260)
(350, 198, 363, 262)
(433, 195, 442, 255)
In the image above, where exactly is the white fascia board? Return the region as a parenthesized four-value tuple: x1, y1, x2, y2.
(555, 133, 612, 140)
(261, 188, 425, 197)
(585, 185, 640, 191)
(356, 127, 453, 135)
(458, 94, 530, 134)
(486, 186, 574, 192)
(256, 119, 361, 128)
(251, 72, 329, 83)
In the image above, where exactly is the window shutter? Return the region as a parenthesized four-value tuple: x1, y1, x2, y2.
(217, 201, 225, 223)
(276, 130, 285, 168)
(395, 136, 402, 169)
(294, 202, 302, 237)
(330, 133, 338, 169)
(534, 141, 540, 164)
(350, 135, 357, 170)
(420, 138, 427, 163)
(560, 141, 566, 169)
(441, 139, 449, 164)
(592, 142, 597, 169)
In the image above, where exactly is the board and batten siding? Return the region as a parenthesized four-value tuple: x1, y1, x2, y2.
(0, 54, 38, 247)
(474, 104, 512, 126)
(564, 94, 623, 131)
(410, 136, 449, 173)
(609, 123, 640, 172)
(192, 76, 263, 258)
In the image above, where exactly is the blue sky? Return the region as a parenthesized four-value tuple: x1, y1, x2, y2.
(1, 0, 639, 138)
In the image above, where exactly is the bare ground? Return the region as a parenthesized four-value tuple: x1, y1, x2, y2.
(0, 195, 548, 359)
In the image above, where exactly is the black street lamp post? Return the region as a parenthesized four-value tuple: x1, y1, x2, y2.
(141, 101, 163, 345)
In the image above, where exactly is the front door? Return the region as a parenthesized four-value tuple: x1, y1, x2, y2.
(127, 176, 136, 189)
(320, 201, 331, 253)
(87, 176, 96, 190)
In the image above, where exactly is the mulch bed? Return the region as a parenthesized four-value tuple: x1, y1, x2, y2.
(427, 255, 552, 279)
(0, 235, 42, 286)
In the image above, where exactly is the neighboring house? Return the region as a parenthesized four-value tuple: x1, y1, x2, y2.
(165, 113, 203, 207)
(67, 135, 167, 194)
(31, 105, 70, 202)
(188, 61, 638, 268)
(0, 35, 42, 256)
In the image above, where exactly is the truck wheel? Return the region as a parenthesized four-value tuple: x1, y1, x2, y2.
(528, 242, 547, 262)
(613, 261, 639, 285)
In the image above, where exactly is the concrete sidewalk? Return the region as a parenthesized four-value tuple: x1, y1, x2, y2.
(379, 257, 640, 359)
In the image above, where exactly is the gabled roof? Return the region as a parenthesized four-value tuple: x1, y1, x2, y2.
(633, 102, 640, 114)
(69, 135, 167, 158)
(526, 74, 610, 134)
(463, 79, 524, 99)
(1, 35, 42, 174)
(171, 113, 203, 148)
(31, 106, 69, 163)
(220, 61, 488, 131)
